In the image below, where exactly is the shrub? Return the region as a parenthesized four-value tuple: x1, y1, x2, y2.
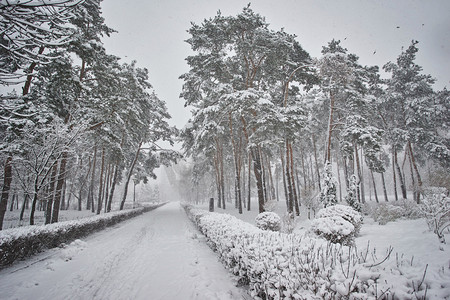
(310, 204, 363, 245)
(255, 212, 281, 232)
(369, 199, 420, 225)
(421, 188, 450, 243)
(184, 205, 441, 300)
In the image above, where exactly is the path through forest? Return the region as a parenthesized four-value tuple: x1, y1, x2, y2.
(0, 202, 244, 300)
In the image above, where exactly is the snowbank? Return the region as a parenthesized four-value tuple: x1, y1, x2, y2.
(184, 204, 449, 299)
(0, 204, 164, 267)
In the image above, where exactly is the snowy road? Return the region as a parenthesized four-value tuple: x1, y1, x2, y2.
(0, 202, 244, 300)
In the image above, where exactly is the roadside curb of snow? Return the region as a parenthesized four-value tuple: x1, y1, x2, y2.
(183, 204, 448, 300)
(0, 203, 166, 268)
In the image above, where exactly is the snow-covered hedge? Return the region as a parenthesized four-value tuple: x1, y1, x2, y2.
(310, 204, 363, 246)
(0, 204, 163, 267)
(184, 205, 441, 300)
(255, 212, 281, 232)
(369, 200, 420, 225)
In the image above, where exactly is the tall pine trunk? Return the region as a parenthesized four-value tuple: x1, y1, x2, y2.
(289, 143, 300, 216)
(120, 141, 143, 210)
(394, 147, 407, 199)
(354, 144, 365, 203)
(408, 141, 422, 203)
(381, 172, 389, 202)
(106, 164, 119, 213)
(0, 157, 13, 230)
(51, 151, 68, 223)
(370, 170, 379, 203)
(391, 150, 398, 201)
(45, 164, 58, 224)
(96, 148, 105, 214)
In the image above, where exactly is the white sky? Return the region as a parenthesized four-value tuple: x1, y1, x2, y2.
(101, 0, 450, 130)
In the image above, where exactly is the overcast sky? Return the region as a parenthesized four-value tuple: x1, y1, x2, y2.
(102, 0, 449, 130)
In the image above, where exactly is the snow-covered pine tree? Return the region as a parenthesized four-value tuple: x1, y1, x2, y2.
(319, 162, 338, 208)
(345, 174, 361, 211)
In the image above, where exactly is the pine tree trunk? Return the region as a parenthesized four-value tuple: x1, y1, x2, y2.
(103, 164, 111, 213)
(251, 146, 265, 213)
(107, 164, 119, 213)
(19, 193, 29, 222)
(336, 154, 343, 202)
(406, 146, 417, 203)
(87, 149, 97, 210)
(96, 148, 105, 214)
(354, 144, 365, 203)
(9, 193, 15, 212)
(280, 147, 289, 208)
(381, 172, 389, 202)
(394, 148, 407, 199)
(60, 179, 67, 211)
(300, 152, 307, 192)
(285, 142, 294, 214)
(29, 174, 41, 225)
(247, 152, 251, 211)
(261, 151, 268, 204)
(45, 164, 58, 224)
(267, 157, 275, 200)
(407, 141, 422, 203)
(0, 156, 13, 230)
(289, 143, 300, 216)
(391, 150, 398, 201)
(371, 170, 379, 203)
(312, 135, 321, 190)
(325, 92, 335, 163)
(120, 141, 143, 210)
(51, 151, 68, 223)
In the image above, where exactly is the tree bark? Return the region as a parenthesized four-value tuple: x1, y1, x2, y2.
(106, 164, 119, 213)
(19, 193, 29, 222)
(280, 147, 289, 208)
(354, 143, 365, 203)
(289, 143, 300, 216)
(407, 141, 422, 203)
(120, 140, 143, 210)
(391, 150, 398, 201)
(51, 151, 68, 223)
(96, 147, 105, 214)
(370, 170, 379, 203)
(0, 151, 13, 230)
(45, 163, 58, 224)
(325, 92, 335, 163)
(251, 146, 265, 213)
(247, 152, 251, 211)
(394, 147, 407, 199)
(336, 154, 343, 202)
(285, 142, 294, 214)
(312, 135, 321, 190)
(381, 172, 389, 202)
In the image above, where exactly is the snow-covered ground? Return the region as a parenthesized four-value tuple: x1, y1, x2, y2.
(0, 202, 244, 300)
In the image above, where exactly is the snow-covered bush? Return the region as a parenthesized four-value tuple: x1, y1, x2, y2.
(281, 212, 296, 234)
(369, 199, 420, 225)
(255, 212, 281, 232)
(310, 204, 363, 245)
(421, 189, 450, 243)
(184, 205, 441, 300)
(0, 204, 162, 267)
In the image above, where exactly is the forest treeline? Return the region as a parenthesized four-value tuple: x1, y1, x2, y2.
(177, 6, 449, 214)
(0, 0, 176, 229)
